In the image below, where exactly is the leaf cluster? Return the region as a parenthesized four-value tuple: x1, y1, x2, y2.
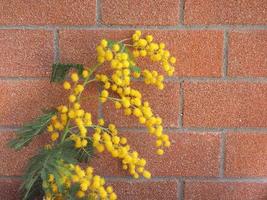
(51, 63, 84, 83)
(21, 141, 79, 200)
(9, 109, 56, 151)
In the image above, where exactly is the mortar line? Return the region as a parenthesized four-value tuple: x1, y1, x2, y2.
(0, 176, 22, 180)
(0, 77, 49, 80)
(178, 177, 185, 200)
(97, 83, 103, 119)
(183, 177, 267, 183)
(0, 127, 19, 132)
(104, 176, 177, 182)
(117, 127, 267, 133)
(53, 29, 60, 63)
(96, 0, 102, 25)
(178, 0, 185, 25)
(1, 126, 267, 133)
(1, 175, 267, 182)
(219, 130, 226, 177)
(104, 176, 267, 182)
(0, 24, 267, 30)
(222, 31, 229, 77)
(178, 80, 185, 128)
(2, 76, 267, 82)
(165, 77, 267, 83)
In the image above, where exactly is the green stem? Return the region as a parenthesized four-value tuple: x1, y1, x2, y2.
(77, 63, 101, 101)
(60, 120, 70, 143)
(60, 63, 101, 143)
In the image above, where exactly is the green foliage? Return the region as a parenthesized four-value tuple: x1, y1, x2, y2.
(21, 141, 79, 200)
(129, 65, 141, 73)
(51, 63, 84, 83)
(9, 109, 56, 151)
(68, 183, 81, 199)
(76, 138, 94, 163)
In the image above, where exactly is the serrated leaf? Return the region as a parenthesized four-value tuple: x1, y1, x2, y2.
(9, 109, 56, 150)
(51, 63, 84, 83)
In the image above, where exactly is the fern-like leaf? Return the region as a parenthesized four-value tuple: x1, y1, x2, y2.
(51, 63, 84, 83)
(76, 138, 94, 163)
(9, 109, 56, 150)
(21, 141, 79, 200)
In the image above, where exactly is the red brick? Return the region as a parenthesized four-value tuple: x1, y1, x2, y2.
(0, 131, 48, 176)
(0, 30, 53, 77)
(101, 0, 179, 26)
(90, 132, 220, 177)
(103, 82, 180, 128)
(184, 181, 267, 200)
(0, 80, 98, 126)
(184, 0, 267, 25)
(183, 81, 267, 128)
(60, 30, 223, 77)
(228, 31, 267, 77)
(0, 179, 21, 200)
(225, 133, 267, 177)
(107, 179, 178, 200)
(0, 0, 96, 25)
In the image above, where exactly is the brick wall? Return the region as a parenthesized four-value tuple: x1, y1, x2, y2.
(0, 1, 267, 199)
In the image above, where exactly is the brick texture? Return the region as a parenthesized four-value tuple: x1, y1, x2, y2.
(1, 1, 267, 199)
(0, 80, 98, 126)
(0, 0, 96, 25)
(0, 179, 21, 200)
(183, 81, 267, 128)
(101, 0, 179, 26)
(108, 179, 179, 200)
(228, 31, 267, 77)
(0, 132, 47, 176)
(59, 30, 223, 77)
(184, 181, 267, 200)
(225, 133, 267, 177)
(91, 132, 221, 177)
(184, 0, 267, 25)
(0, 30, 53, 77)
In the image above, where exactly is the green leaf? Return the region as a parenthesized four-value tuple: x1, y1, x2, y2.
(76, 138, 94, 163)
(107, 40, 116, 48)
(124, 46, 134, 61)
(68, 183, 81, 199)
(20, 140, 80, 200)
(9, 109, 56, 150)
(51, 63, 84, 83)
(130, 65, 141, 73)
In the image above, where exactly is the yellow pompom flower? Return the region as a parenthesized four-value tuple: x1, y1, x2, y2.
(63, 81, 71, 90)
(82, 70, 89, 78)
(51, 132, 59, 141)
(112, 44, 120, 52)
(68, 95, 76, 103)
(100, 39, 108, 48)
(76, 190, 85, 198)
(47, 125, 53, 132)
(156, 149, 164, 155)
(105, 50, 113, 61)
(71, 73, 79, 82)
(143, 170, 151, 179)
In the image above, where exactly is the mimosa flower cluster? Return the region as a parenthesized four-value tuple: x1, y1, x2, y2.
(10, 30, 176, 200)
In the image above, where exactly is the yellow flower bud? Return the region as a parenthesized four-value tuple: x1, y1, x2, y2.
(71, 73, 79, 82)
(63, 81, 71, 90)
